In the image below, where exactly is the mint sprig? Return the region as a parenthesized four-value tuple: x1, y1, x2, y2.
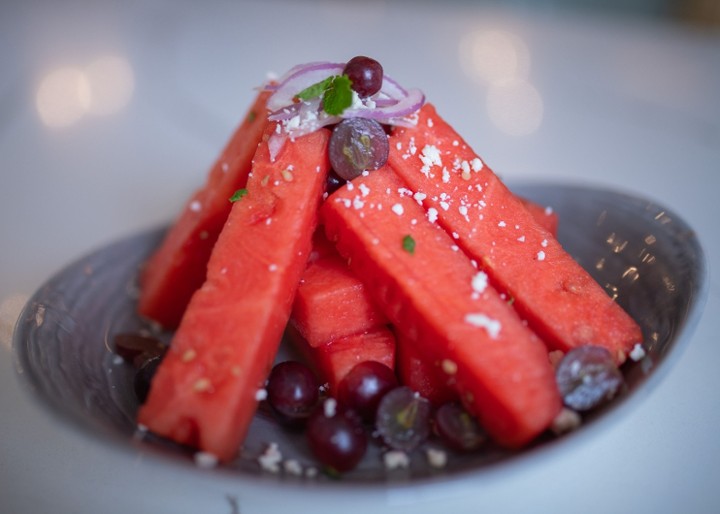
(296, 74, 354, 116)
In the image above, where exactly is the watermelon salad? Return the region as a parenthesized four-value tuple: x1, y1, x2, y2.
(116, 56, 646, 475)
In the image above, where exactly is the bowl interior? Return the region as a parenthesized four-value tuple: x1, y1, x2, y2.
(13, 182, 707, 482)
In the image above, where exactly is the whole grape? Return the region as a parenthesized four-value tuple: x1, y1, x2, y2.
(338, 361, 398, 423)
(306, 400, 368, 473)
(343, 56, 383, 98)
(266, 361, 320, 423)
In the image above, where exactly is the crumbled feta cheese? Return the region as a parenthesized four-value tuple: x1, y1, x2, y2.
(537, 251, 546, 261)
(189, 200, 202, 212)
(629, 343, 646, 361)
(471, 271, 489, 294)
(551, 408, 582, 435)
(283, 459, 303, 476)
(426, 448, 448, 468)
(413, 191, 427, 204)
(391, 203, 404, 216)
(258, 443, 283, 473)
(471, 157, 483, 171)
(268, 264, 278, 272)
(419, 145, 442, 175)
(517, 235, 525, 242)
(541, 239, 548, 247)
(498, 221, 506, 227)
(427, 207, 439, 223)
(358, 183, 370, 197)
(465, 313, 501, 338)
(255, 388, 267, 401)
(383, 450, 410, 470)
(194, 451, 219, 469)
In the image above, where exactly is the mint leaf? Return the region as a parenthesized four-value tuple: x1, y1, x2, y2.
(296, 76, 334, 101)
(323, 75, 353, 116)
(229, 188, 248, 202)
(402, 234, 416, 254)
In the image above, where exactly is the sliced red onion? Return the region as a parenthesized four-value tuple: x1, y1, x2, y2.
(380, 75, 409, 100)
(344, 88, 425, 121)
(267, 63, 344, 111)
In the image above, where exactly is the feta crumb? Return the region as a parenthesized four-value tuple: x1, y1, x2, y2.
(517, 235, 525, 242)
(536, 250, 546, 261)
(391, 203, 404, 216)
(283, 459, 303, 476)
(551, 408, 582, 435)
(258, 443, 283, 473)
(471, 271, 489, 294)
(427, 207, 439, 223)
(498, 221, 506, 227)
(189, 200, 202, 212)
(112, 355, 124, 366)
(439, 201, 450, 211)
(419, 145, 442, 175)
(194, 451, 219, 469)
(413, 191, 427, 204)
(358, 183, 370, 197)
(426, 448, 448, 468)
(268, 264, 278, 272)
(541, 239, 548, 247)
(629, 343, 646, 361)
(471, 157, 483, 171)
(383, 450, 410, 470)
(255, 388, 268, 401)
(465, 313, 501, 338)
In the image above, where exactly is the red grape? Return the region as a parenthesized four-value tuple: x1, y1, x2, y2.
(266, 361, 320, 423)
(343, 56, 383, 98)
(338, 361, 398, 423)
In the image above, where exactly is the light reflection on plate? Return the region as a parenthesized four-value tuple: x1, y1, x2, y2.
(12, 182, 707, 483)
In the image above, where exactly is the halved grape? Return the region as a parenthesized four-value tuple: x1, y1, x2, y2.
(338, 361, 398, 423)
(266, 361, 320, 423)
(329, 118, 389, 181)
(555, 345, 624, 411)
(343, 56, 383, 98)
(375, 386, 431, 451)
(306, 400, 368, 473)
(433, 402, 486, 452)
